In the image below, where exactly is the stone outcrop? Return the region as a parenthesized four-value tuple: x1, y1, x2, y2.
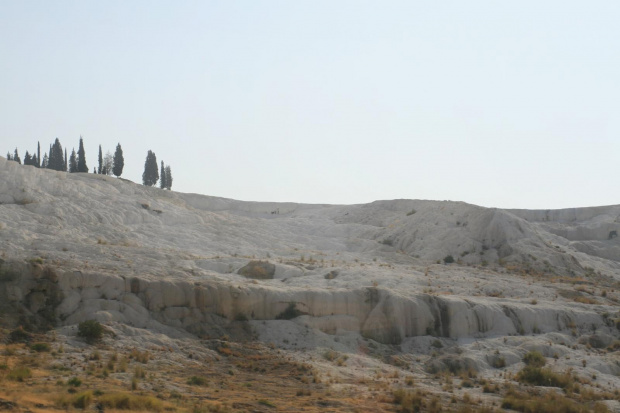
(237, 260, 276, 279)
(0, 259, 613, 345)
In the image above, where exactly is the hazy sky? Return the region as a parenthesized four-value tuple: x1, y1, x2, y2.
(1, 1, 619, 209)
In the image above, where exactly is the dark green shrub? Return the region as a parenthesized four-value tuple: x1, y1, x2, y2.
(276, 302, 304, 320)
(443, 255, 455, 264)
(77, 320, 104, 343)
(67, 377, 82, 387)
(30, 342, 51, 352)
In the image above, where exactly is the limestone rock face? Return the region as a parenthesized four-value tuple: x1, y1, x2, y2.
(0, 156, 619, 347)
(0, 260, 63, 331)
(0, 259, 611, 346)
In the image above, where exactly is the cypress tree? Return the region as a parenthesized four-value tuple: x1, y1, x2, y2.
(160, 161, 166, 189)
(37, 141, 41, 167)
(48, 138, 64, 171)
(6, 151, 11, 160)
(32, 154, 38, 167)
(77, 136, 88, 172)
(165, 165, 172, 190)
(24, 151, 32, 165)
(112, 143, 124, 178)
(41, 153, 48, 168)
(64, 148, 68, 171)
(98, 145, 103, 174)
(69, 149, 78, 172)
(13, 148, 21, 164)
(142, 150, 159, 186)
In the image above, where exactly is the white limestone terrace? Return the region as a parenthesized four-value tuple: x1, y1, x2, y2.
(0, 156, 619, 346)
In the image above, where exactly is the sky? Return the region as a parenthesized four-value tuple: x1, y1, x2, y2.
(1, 1, 619, 209)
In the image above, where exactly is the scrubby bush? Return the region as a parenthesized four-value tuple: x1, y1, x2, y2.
(187, 376, 208, 386)
(98, 392, 163, 411)
(491, 355, 506, 368)
(393, 389, 424, 412)
(72, 391, 93, 409)
(77, 320, 104, 343)
(30, 342, 51, 352)
(67, 377, 82, 387)
(8, 327, 32, 343)
(323, 349, 338, 362)
(523, 351, 546, 367)
(516, 366, 573, 389)
(443, 255, 455, 264)
(56, 391, 93, 409)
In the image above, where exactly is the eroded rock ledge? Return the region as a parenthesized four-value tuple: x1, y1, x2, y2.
(0, 260, 613, 345)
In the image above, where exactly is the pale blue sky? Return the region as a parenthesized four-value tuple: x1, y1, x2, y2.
(1, 1, 619, 208)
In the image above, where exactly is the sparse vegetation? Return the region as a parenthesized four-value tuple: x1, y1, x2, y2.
(516, 366, 573, 389)
(7, 366, 32, 381)
(99, 392, 164, 411)
(392, 388, 424, 412)
(501, 388, 608, 413)
(258, 399, 276, 408)
(56, 390, 93, 409)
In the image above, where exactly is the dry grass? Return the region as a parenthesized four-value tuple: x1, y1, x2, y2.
(502, 388, 610, 413)
(0, 333, 392, 413)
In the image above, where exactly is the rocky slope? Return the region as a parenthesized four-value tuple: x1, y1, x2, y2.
(1, 156, 620, 410)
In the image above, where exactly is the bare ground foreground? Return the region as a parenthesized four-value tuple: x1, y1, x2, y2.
(1, 156, 619, 412)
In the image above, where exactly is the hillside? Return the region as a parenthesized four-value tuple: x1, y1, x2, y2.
(1, 156, 619, 412)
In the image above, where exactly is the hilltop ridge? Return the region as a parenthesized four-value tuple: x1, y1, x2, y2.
(1, 156, 620, 412)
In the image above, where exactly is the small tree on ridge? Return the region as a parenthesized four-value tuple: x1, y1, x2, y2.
(142, 150, 159, 186)
(112, 143, 124, 178)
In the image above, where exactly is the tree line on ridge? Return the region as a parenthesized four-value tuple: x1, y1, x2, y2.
(6, 137, 172, 189)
